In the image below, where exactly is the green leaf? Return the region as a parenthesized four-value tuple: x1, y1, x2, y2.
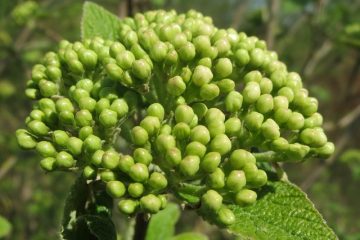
(81, 2, 120, 40)
(79, 215, 117, 240)
(171, 232, 208, 240)
(145, 203, 181, 240)
(0, 215, 12, 238)
(200, 181, 338, 240)
(174, 183, 206, 204)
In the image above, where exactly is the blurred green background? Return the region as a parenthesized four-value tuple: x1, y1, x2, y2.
(0, 0, 359, 239)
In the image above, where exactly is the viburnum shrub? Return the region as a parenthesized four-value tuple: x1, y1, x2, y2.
(16, 3, 338, 239)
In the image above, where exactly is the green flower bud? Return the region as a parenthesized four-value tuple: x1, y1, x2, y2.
(147, 103, 165, 121)
(285, 143, 310, 160)
(75, 109, 93, 127)
(99, 109, 118, 128)
(131, 126, 149, 146)
(83, 165, 96, 179)
(216, 78, 235, 93)
(36, 141, 56, 157)
(78, 49, 98, 69)
(201, 190, 222, 211)
(225, 91, 243, 112)
(198, 57, 212, 68)
(102, 150, 120, 170)
(150, 41, 168, 62)
(192, 103, 208, 120)
(165, 147, 182, 167)
(229, 149, 256, 170)
(313, 142, 335, 157)
(51, 130, 69, 147)
(300, 97, 318, 117)
(191, 65, 213, 87)
(118, 199, 138, 215)
(140, 194, 161, 213)
(185, 141, 207, 158)
(250, 169, 267, 187)
(109, 42, 125, 57)
(292, 88, 308, 108)
(110, 99, 129, 118)
(270, 70, 286, 89)
(207, 120, 225, 138)
(140, 116, 161, 136)
(128, 183, 144, 198)
(243, 82, 260, 104)
(40, 157, 56, 171)
(178, 42, 196, 61)
(106, 63, 123, 81)
(179, 155, 200, 177)
(259, 77, 273, 94)
(59, 110, 74, 125)
(67, 137, 83, 156)
(273, 96, 289, 111)
(226, 170, 246, 191)
(171, 32, 187, 48)
(180, 67, 192, 83)
(27, 120, 49, 136)
(217, 206, 235, 226)
(244, 111, 264, 131)
(156, 134, 176, 153)
(100, 170, 116, 182)
(189, 114, 198, 128)
(249, 48, 265, 67)
(261, 119, 280, 140)
(190, 125, 210, 145)
(56, 98, 74, 112)
(256, 94, 274, 114)
(286, 112, 305, 130)
(83, 134, 102, 152)
(234, 49, 250, 67)
(95, 98, 110, 114)
(78, 97, 96, 112)
(175, 105, 194, 124)
(133, 148, 153, 165)
(149, 172, 168, 190)
(200, 83, 219, 100)
(76, 79, 94, 92)
(129, 163, 149, 182)
(71, 88, 90, 103)
(193, 35, 211, 54)
(207, 168, 225, 189)
(118, 155, 135, 173)
(38, 98, 55, 111)
(79, 126, 93, 140)
(91, 150, 104, 166)
(200, 152, 221, 173)
(286, 72, 302, 90)
(235, 189, 257, 205)
(25, 88, 40, 100)
(214, 38, 230, 56)
(243, 163, 258, 182)
(55, 151, 74, 168)
(68, 59, 85, 74)
(214, 58, 232, 78)
(205, 108, 225, 124)
(38, 80, 58, 97)
(164, 49, 178, 65)
(132, 59, 151, 81)
(300, 128, 327, 147)
(273, 108, 291, 124)
(225, 117, 241, 136)
(244, 71, 262, 84)
(172, 122, 191, 140)
(271, 137, 289, 152)
(278, 87, 294, 103)
(304, 113, 323, 128)
(116, 50, 135, 70)
(106, 181, 126, 198)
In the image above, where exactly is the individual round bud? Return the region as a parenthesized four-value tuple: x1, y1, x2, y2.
(217, 206, 235, 226)
(201, 190, 222, 211)
(156, 134, 176, 153)
(149, 172, 168, 190)
(68, 59, 85, 74)
(116, 50, 135, 69)
(235, 189, 257, 205)
(198, 57, 212, 68)
(133, 148, 153, 166)
(102, 150, 119, 169)
(56, 98, 74, 112)
(244, 71, 262, 84)
(225, 91, 243, 112)
(95, 98, 110, 114)
(209, 134, 231, 156)
(207, 168, 225, 189)
(200, 152, 221, 173)
(83, 134, 102, 152)
(300, 97, 318, 117)
(271, 137, 289, 152)
(313, 142, 335, 157)
(106, 63, 123, 81)
(16, 130, 37, 149)
(110, 99, 129, 118)
(132, 59, 151, 81)
(226, 170, 246, 191)
(229, 149, 256, 170)
(190, 125, 210, 145)
(214, 38, 230, 56)
(278, 87, 294, 102)
(58, 110, 74, 125)
(79, 126, 93, 140)
(216, 78, 235, 93)
(140, 194, 161, 213)
(249, 48, 265, 67)
(72, 88, 90, 103)
(286, 112, 305, 130)
(38, 80, 58, 97)
(273, 108, 292, 124)
(131, 126, 149, 146)
(175, 105, 194, 124)
(178, 42, 196, 61)
(66, 137, 83, 156)
(36, 141, 56, 157)
(225, 117, 241, 136)
(256, 94, 274, 114)
(243, 163, 259, 182)
(118, 155, 135, 173)
(286, 72, 303, 90)
(45, 66, 62, 81)
(128, 183, 144, 198)
(91, 150, 104, 166)
(261, 119, 280, 140)
(259, 77, 273, 94)
(78, 97, 96, 112)
(205, 108, 225, 124)
(234, 49, 250, 66)
(243, 81, 261, 104)
(75, 110, 93, 127)
(193, 35, 211, 54)
(200, 83, 220, 100)
(250, 169, 268, 187)
(292, 88, 308, 108)
(273, 96, 289, 111)
(286, 143, 310, 160)
(172, 122, 191, 140)
(270, 70, 287, 89)
(100, 170, 116, 182)
(40, 157, 56, 171)
(99, 109, 118, 128)
(192, 103, 208, 120)
(205, 120, 225, 138)
(106, 181, 126, 198)
(147, 103, 165, 121)
(149, 41, 168, 62)
(118, 199, 138, 215)
(83, 165, 96, 179)
(29, 110, 45, 121)
(109, 42, 125, 57)
(140, 116, 161, 136)
(244, 111, 264, 131)
(165, 147, 182, 167)
(129, 163, 149, 182)
(304, 113, 323, 128)
(185, 141, 207, 158)
(55, 151, 75, 168)
(214, 58, 232, 78)
(299, 128, 327, 147)
(76, 79, 94, 92)
(78, 49, 98, 69)
(191, 65, 213, 87)
(27, 120, 49, 136)
(38, 98, 56, 111)
(179, 155, 200, 177)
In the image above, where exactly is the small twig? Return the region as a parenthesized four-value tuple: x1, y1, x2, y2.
(133, 213, 148, 240)
(266, 0, 280, 50)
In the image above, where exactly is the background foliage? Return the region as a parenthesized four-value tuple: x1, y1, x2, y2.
(0, 0, 359, 239)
